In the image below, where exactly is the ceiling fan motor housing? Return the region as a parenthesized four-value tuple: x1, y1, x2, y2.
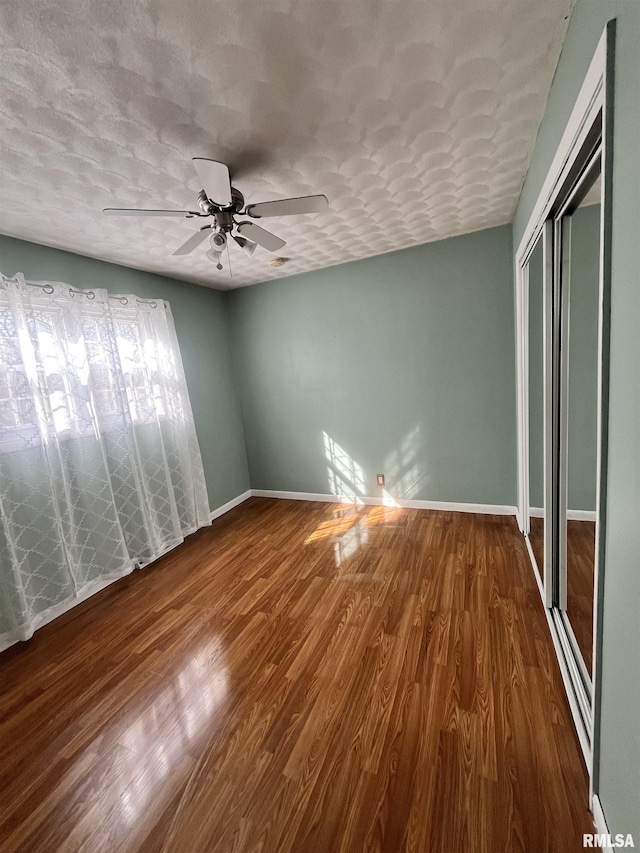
(230, 187, 244, 211)
(198, 186, 245, 217)
(214, 209, 234, 232)
(197, 189, 213, 214)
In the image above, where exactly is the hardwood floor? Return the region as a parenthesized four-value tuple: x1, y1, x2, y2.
(566, 520, 596, 675)
(0, 498, 594, 852)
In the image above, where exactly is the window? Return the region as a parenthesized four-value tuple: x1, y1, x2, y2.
(0, 288, 180, 453)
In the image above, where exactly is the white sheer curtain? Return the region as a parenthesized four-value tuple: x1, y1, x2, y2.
(0, 273, 210, 650)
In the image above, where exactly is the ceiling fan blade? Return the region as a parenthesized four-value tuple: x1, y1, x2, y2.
(192, 158, 232, 207)
(103, 208, 200, 217)
(245, 194, 328, 219)
(237, 222, 286, 252)
(172, 228, 212, 256)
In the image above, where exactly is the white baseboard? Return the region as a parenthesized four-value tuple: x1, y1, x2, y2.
(209, 489, 251, 522)
(530, 506, 597, 522)
(250, 489, 516, 516)
(567, 509, 598, 522)
(592, 795, 613, 851)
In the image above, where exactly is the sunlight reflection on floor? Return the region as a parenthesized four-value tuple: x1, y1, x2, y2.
(115, 644, 228, 829)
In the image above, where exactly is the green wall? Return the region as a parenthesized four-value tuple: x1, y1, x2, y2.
(0, 235, 250, 511)
(227, 224, 516, 507)
(514, 0, 640, 838)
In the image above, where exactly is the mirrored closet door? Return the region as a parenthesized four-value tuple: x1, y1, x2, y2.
(516, 22, 613, 768)
(557, 165, 601, 688)
(520, 155, 604, 758)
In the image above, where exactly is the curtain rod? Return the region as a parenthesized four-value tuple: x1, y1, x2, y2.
(1, 274, 159, 307)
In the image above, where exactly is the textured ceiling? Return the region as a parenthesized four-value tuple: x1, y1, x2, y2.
(0, 0, 573, 290)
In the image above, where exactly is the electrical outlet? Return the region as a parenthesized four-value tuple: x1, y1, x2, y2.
(376, 474, 385, 486)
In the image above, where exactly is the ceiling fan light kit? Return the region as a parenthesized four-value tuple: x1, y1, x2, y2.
(210, 231, 227, 252)
(232, 234, 257, 257)
(103, 158, 328, 273)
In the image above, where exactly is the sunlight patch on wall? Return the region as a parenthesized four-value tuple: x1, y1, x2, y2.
(383, 424, 427, 500)
(323, 431, 366, 501)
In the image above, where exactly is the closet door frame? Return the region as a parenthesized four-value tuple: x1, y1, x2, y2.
(515, 220, 553, 602)
(514, 21, 615, 802)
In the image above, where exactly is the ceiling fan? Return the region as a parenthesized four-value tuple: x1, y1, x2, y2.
(103, 158, 328, 270)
